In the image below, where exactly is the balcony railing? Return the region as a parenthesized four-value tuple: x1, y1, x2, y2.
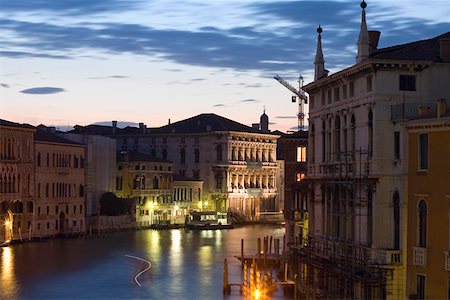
(413, 247, 427, 266)
(445, 251, 450, 271)
(371, 249, 401, 265)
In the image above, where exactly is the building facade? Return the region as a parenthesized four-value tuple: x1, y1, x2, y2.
(298, 2, 450, 299)
(34, 127, 86, 237)
(59, 133, 116, 218)
(406, 102, 450, 299)
(279, 131, 309, 249)
(71, 113, 280, 221)
(0, 120, 35, 244)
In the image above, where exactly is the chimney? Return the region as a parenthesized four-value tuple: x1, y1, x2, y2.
(168, 118, 171, 125)
(139, 122, 145, 133)
(112, 120, 117, 135)
(368, 30, 380, 50)
(440, 38, 450, 63)
(437, 99, 447, 117)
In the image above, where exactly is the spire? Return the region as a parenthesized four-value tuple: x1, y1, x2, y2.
(314, 25, 326, 81)
(357, 0, 370, 63)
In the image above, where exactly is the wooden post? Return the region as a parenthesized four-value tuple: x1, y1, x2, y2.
(284, 261, 288, 282)
(283, 234, 286, 253)
(243, 262, 248, 299)
(28, 226, 32, 241)
(257, 237, 261, 266)
(275, 239, 280, 265)
(241, 238, 244, 269)
(223, 258, 229, 295)
(269, 235, 273, 253)
(18, 227, 22, 242)
(90, 225, 92, 237)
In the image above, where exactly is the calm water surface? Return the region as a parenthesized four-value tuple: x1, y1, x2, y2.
(0, 224, 288, 300)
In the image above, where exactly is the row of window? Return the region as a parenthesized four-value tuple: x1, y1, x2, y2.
(0, 173, 32, 195)
(37, 152, 84, 168)
(37, 204, 83, 216)
(37, 183, 85, 198)
(0, 137, 32, 161)
(35, 219, 83, 231)
(310, 74, 416, 109)
(310, 109, 373, 163)
(129, 164, 171, 171)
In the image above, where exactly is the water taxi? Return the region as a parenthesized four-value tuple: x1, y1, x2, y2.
(187, 211, 233, 230)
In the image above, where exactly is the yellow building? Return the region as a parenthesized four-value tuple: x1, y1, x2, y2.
(34, 127, 86, 237)
(406, 101, 450, 299)
(0, 119, 35, 244)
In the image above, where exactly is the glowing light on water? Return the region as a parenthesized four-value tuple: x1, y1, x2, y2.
(1, 247, 17, 298)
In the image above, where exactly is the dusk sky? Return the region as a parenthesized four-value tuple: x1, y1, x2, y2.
(1, 0, 449, 132)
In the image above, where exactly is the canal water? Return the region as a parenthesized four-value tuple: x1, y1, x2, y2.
(0, 224, 290, 299)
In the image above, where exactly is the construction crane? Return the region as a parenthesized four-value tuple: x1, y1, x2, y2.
(274, 74, 308, 131)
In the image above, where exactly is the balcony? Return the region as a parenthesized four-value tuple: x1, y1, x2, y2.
(445, 251, 450, 271)
(413, 247, 427, 266)
(371, 249, 401, 265)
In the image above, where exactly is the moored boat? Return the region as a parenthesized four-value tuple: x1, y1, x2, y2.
(187, 211, 233, 230)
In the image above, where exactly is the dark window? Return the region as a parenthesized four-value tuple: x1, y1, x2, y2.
(162, 148, 167, 160)
(117, 165, 122, 170)
(163, 138, 167, 144)
(366, 75, 372, 92)
(349, 81, 355, 97)
(193, 170, 200, 179)
(327, 89, 332, 104)
(334, 87, 340, 101)
(153, 177, 159, 189)
(79, 185, 84, 197)
(151, 148, 156, 157)
(368, 109, 373, 157)
(216, 145, 223, 161)
(342, 85, 347, 99)
(394, 131, 400, 159)
(80, 156, 84, 168)
(37, 152, 41, 166)
(418, 199, 427, 247)
(180, 148, 186, 164)
(419, 133, 428, 170)
(393, 192, 400, 249)
(417, 274, 425, 300)
(321, 90, 325, 106)
(135, 165, 140, 170)
(399, 75, 416, 91)
(194, 148, 200, 163)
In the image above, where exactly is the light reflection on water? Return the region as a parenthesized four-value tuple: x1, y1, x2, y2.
(0, 224, 288, 299)
(1, 247, 17, 299)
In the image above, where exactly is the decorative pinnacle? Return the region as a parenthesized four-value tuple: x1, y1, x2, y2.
(360, 0, 367, 9)
(317, 25, 323, 34)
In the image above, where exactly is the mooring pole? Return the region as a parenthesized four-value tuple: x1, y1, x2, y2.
(241, 238, 244, 269)
(223, 258, 229, 295)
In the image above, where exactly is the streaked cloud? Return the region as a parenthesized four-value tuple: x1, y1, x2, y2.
(0, 83, 10, 88)
(275, 115, 298, 119)
(239, 99, 259, 103)
(88, 75, 129, 79)
(20, 87, 65, 94)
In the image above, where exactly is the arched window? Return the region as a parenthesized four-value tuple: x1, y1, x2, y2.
(216, 144, 223, 162)
(334, 116, 341, 161)
(368, 109, 373, 157)
(350, 115, 356, 159)
(194, 148, 200, 163)
(393, 191, 400, 249)
(79, 184, 84, 197)
(37, 152, 41, 166)
(322, 120, 326, 162)
(153, 177, 159, 189)
(418, 200, 427, 248)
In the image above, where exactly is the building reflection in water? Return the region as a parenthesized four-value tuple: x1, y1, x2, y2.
(1, 247, 18, 298)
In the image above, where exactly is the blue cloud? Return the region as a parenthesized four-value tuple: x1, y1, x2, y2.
(0, 1, 449, 77)
(20, 87, 65, 94)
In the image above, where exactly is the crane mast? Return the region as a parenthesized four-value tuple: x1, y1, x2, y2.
(274, 74, 308, 131)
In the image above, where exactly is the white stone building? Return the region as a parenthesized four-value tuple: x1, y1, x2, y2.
(297, 1, 450, 299)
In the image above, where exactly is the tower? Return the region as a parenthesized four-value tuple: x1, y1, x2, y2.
(356, 0, 370, 63)
(314, 25, 327, 80)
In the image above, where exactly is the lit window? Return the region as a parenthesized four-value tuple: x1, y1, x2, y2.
(296, 173, 305, 182)
(296, 146, 307, 162)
